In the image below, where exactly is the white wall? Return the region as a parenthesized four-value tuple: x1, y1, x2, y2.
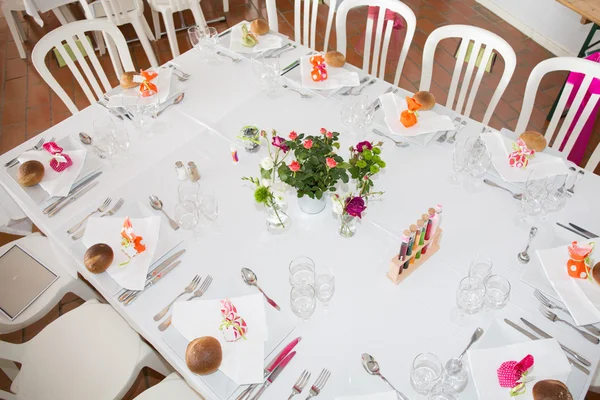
(477, 0, 600, 56)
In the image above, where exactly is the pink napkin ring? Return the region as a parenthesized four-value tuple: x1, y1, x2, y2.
(219, 299, 248, 342)
(508, 139, 535, 169)
(497, 354, 534, 396)
(43, 142, 72, 172)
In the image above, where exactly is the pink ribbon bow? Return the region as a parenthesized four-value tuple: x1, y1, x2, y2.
(43, 142, 72, 172)
(219, 299, 248, 342)
(497, 354, 534, 396)
(508, 139, 535, 169)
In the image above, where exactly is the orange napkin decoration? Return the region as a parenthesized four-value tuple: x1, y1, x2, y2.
(400, 96, 422, 128)
(119, 217, 146, 267)
(309, 55, 328, 82)
(139, 70, 158, 97)
(567, 241, 595, 279)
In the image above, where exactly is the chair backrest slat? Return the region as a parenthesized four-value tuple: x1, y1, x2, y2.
(303, 0, 310, 47)
(310, 0, 319, 49)
(455, 40, 482, 115)
(378, 21, 393, 78)
(465, 45, 494, 118)
(370, 7, 386, 77)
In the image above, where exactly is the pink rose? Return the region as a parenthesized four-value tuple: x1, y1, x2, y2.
(320, 128, 327, 135)
(289, 131, 298, 140)
(326, 131, 333, 139)
(303, 139, 313, 149)
(289, 160, 301, 172)
(326, 157, 337, 168)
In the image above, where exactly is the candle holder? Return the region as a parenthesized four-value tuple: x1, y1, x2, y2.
(387, 228, 443, 285)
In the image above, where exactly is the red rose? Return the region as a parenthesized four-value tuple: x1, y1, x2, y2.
(303, 139, 313, 149)
(289, 131, 298, 140)
(289, 160, 301, 172)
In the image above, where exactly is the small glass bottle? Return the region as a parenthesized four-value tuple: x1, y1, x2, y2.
(175, 161, 187, 181)
(187, 161, 200, 182)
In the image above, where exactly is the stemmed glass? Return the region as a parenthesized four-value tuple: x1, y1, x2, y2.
(289, 256, 316, 288)
(110, 119, 130, 159)
(465, 141, 491, 189)
(253, 58, 281, 94)
(450, 137, 473, 185)
(410, 352, 443, 395)
(314, 266, 335, 308)
(199, 188, 219, 231)
(290, 285, 317, 322)
(178, 181, 201, 206)
(92, 117, 120, 163)
(202, 27, 218, 57)
(174, 200, 201, 239)
(520, 169, 549, 225)
(429, 383, 458, 400)
(541, 174, 568, 217)
(340, 96, 375, 133)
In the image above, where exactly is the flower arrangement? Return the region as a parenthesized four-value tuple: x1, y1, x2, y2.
(277, 128, 349, 200)
(347, 140, 386, 197)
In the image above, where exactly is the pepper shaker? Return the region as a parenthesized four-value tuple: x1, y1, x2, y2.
(175, 161, 187, 181)
(187, 161, 200, 182)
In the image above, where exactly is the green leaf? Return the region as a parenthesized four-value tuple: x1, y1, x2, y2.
(333, 142, 340, 149)
(337, 162, 351, 169)
(315, 189, 323, 199)
(341, 173, 349, 183)
(329, 187, 336, 191)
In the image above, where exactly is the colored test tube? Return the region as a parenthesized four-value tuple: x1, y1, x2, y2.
(403, 224, 418, 269)
(397, 230, 411, 274)
(425, 205, 443, 252)
(414, 219, 425, 261)
(420, 214, 430, 255)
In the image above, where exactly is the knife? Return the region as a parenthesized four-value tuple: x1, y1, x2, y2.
(43, 171, 103, 214)
(569, 223, 599, 239)
(47, 180, 99, 217)
(250, 351, 296, 400)
(236, 336, 303, 400)
(281, 59, 300, 76)
(520, 318, 591, 367)
(556, 222, 591, 239)
(118, 249, 187, 302)
(504, 319, 590, 375)
(124, 260, 182, 306)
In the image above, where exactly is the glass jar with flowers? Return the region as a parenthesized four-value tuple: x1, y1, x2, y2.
(277, 128, 349, 214)
(332, 195, 367, 237)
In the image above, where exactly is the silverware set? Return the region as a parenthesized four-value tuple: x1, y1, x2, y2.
(517, 226, 537, 264)
(446, 120, 467, 144)
(117, 249, 186, 305)
(168, 64, 191, 79)
(42, 171, 102, 216)
(436, 117, 463, 143)
(534, 290, 600, 335)
(5, 136, 51, 168)
(287, 370, 311, 399)
(153, 275, 201, 321)
(101, 95, 132, 120)
(556, 222, 598, 239)
(339, 77, 369, 96)
(158, 275, 213, 331)
(71, 198, 124, 240)
(373, 87, 399, 111)
(567, 166, 584, 196)
(67, 197, 112, 234)
(539, 306, 600, 344)
(483, 179, 523, 200)
(263, 43, 296, 58)
(149, 195, 179, 230)
(304, 369, 331, 400)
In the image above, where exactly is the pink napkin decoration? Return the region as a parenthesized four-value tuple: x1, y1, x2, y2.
(219, 299, 248, 342)
(43, 142, 72, 172)
(508, 139, 535, 169)
(497, 354, 534, 396)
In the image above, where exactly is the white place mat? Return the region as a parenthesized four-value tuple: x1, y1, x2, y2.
(299, 55, 360, 91)
(335, 391, 397, 400)
(229, 24, 283, 54)
(106, 68, 184, 107)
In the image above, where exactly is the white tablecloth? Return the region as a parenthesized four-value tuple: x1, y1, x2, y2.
(1, 36, 599, 400)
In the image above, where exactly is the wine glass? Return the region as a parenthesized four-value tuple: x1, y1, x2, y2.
(202, 26, 218, 57)
(253, 58, 280, 94)
(466, 145, 491, 189)
(178, 181, 201, 206)
(521, 169, 549, 224)
(110, 119, 130, 158)
(174, 200, 200, 238)
(450, 137, 473, 185)
(188, 25, 204, 53)
(541, 174, 568, 217)
(199, 188, 218, 230)
(290, 285, 317, 322)
(92, 117, 119, 162)
(314, 266, 335, 308)
(340, 97, 357, 127)
(429, 383, 459, 400)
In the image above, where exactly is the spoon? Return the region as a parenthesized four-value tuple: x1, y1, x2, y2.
(149, 195, 180, 230)
(241, 267, 280, 310)
(372, 129, 409, 148)
(361, 353, 409, 400)
(79, 132, 93, 145)
(483, 179, 523, 200)
(217, 51, 242, 63)
(156, 93, 185, 117)
(445, 327, 484, 374)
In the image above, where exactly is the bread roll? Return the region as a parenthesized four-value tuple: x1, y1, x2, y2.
(250, 19, 270, 35)
(120, 71, 140, 89)
(84, 243, 114, 274)
(592, 262, 600, 285)
(532, 379, 573, 400)
(186, 336, 222, 375)
(519, 131, 547, 152)
(18, 160, 44, 187)
(413, 91, 436, 111)
(325, 51, 345, 67)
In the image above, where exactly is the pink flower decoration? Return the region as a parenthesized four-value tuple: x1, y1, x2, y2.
(326, 131, 333, 139)
(303, 139, 313, 149)
(289, 131, 298, 140)
(326, 157, 337, 168)
(43, 142, 73, 172)
(497, 354, 534, 388)
(320, 128, 327, 135)
(289, 160, 301, 172)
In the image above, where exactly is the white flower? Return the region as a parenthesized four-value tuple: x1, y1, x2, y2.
(261, 157, 274, 170)
(261, 179, 271, 188)
(331, 197, 344, 215)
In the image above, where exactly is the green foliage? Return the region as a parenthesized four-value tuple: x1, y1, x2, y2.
(348, 141, 386, 196)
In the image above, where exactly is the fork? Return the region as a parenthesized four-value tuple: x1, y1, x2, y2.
(352, 78, 376, 96)
(287, 370, 311, 399)
(168, 64, 190, 78)
(171, 71, 188, 82)
(71, 198, 124, 240)
(305, 369, 331, 399)
(217, 51, 242, 63)
(158, 275, 214, 331)
(446, 120, 468, 144)
(153, 275, 201, 321)
(340, 77, 368, 96)
(283, 85, 312, 99)
(67, 198, 112, 234)
(567, 169, 584, 196)
(539, 306, 600, 344)
(534, 290, 600, 336)
(5, 137, 47, 168)
(437, 117, 461, 142)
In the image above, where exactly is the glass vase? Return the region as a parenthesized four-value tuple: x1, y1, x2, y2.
(297, 195, 326, 214)
(266, 205, 290, 233)
(338, 214, 357, 237)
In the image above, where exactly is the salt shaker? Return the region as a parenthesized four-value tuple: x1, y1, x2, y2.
(175, 161, 187, 181)
(187, 161, 200, 182)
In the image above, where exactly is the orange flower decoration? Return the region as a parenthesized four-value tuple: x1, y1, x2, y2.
(139, 70, 158, 97)
(400, 96, 422, 128)
(309, 55, 328, 82)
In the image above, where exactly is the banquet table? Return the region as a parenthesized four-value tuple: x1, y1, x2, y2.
(2, 28, 600, 399)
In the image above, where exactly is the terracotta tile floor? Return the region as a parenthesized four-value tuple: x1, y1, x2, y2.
(1, 0, 600, 398)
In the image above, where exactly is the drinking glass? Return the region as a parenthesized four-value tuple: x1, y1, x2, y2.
(199, 188, 218, 225)
(466, 147, 491, 189)
(484, 274, 511, 310)
(468, 255, 492, 284)
(289, 256, 316, 288)
(352, 96, 374, 129)
(410, 352, 443, 395)
(188, 25, 203, 51)
(174, 200, 200, 237)
(314, 266, 335, 307)
(521, 169, 549, 222)
(429, 383, 459, 400)
(110, 119, 130, 158)
(442, 358, 468, 392)
(92, 117, 119, 161)
(202, 26, 218, 56)
(179, 181, 201, 206)
(456, 276, 486, 315)
(542, 174, 568, 216)
(290, 285, 317, 321)
(340, 98, 357, 127)
(450, 137, 473, 185)
(253, 58, 281, 94)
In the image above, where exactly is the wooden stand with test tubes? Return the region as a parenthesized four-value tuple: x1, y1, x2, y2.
(387, 205, 443, 285)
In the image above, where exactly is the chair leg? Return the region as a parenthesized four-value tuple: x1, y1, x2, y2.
(223, 0, 229, 13)
(67, 279, 101, 303)
(140, 342, 173, 377)
(131, 17, 159, 68)
(190, 2, 207, 29)
(0, 359, 19, 381)
(141, 14, 156, 41)
(3, 8, 26, 59)
(93, 31, 106, 56)
(51, 7, 68, 25)
(162, 10, 180, 58)
(152, 9, 162, 40)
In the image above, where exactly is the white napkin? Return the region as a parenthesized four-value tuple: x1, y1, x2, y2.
(379, 93, 455, 137)
(81, 216, 160, 290)
(172, 293, 268, 385)
(229, 24, 283, 54)
(17, 148, 87, 197)
(467, 339, 571, 400)
(537, 244, 600, 325)
(481, 131, 568, 183)
(106, 68, 177, 107)
(335, 392, 397, 400)
(299, 56, 360, 90)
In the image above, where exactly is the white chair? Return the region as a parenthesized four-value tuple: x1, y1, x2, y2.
(420, 24, 516, 126)
(0, 299, 172, 399)
(134, 372, 204, 399)
(516, 57, 600, 171)
(148, 0, 207, 57)
(335, 0, 416, 85)
(32, 19, 135, 115)
(2, 0, 28, 59)
(79, 0, 158, 68)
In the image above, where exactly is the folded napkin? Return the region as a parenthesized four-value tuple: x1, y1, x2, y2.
(299, 56, 360, 90)
(82, 216, 160, 290)
(17, 148, 86, 197)
(229, 24, 283, 54)
(379, 93, 455, 137)
(537, 244, 600, 325)
(481, 131, 568, 183)
(335, 391, 397, 400)
(467, 339, 571, 400)
(106, 68, 179, 107)
(172, 293, 268, 385)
